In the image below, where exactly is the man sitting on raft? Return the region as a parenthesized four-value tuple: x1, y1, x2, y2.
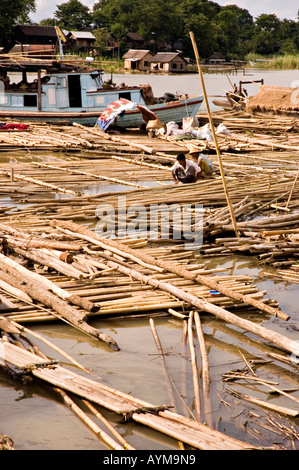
(171, 153, 202, 184)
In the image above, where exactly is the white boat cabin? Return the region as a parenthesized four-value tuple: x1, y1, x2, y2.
(0, 67, 147, 113)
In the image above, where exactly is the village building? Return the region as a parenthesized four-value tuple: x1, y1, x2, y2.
(65, 31, 96, 53)
(8, 43, 56, 57)
(150, 52, 187, 73)
(13, 25, 58, 47)
(208, 52, 226, 64)
(123, 32, 145, 49)
(122, 49, 154, 71)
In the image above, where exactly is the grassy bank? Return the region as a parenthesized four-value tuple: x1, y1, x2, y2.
(246, 53, 299, 69)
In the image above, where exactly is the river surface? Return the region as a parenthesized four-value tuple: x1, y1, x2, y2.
(0, 69, 299, 451)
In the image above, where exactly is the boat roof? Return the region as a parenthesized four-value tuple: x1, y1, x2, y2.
(0, 56, 104, 74)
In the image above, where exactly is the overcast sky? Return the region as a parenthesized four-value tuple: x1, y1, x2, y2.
(30, 0, 298, 23)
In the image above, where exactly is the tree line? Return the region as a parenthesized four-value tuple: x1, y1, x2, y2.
(1, 0, 299, 59)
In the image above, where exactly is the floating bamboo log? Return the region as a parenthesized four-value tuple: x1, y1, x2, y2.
(0, 333, 256, 450)
(229, 389, 299, 418)
(0, 169, 80, 196)
(0, 259, 119, 350)
(49, 219, 289, 321)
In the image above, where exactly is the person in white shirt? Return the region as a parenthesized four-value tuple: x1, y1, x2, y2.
(171, 153, 202, 184)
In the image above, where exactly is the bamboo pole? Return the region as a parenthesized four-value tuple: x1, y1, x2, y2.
(148, 318, 185, 449)
(0, 169, 80, 196)
(193, 311, 212, 427)
(50, 219, 289, 321)
(103, 258, 299, 357)
(187, 312, 202, 421)
(149, 318, 176, 410)
(189, 31, 239, 238)
(55, 388, 125, 450)
(83, 400, 136, 450)
(30, 161, 147, 189)
(9, 318, 91, 374)
(230, 389, 299, 417)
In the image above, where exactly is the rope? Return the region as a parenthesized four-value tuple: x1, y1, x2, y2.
(121, 405, 171, 422)
(22, 360, 59, 374)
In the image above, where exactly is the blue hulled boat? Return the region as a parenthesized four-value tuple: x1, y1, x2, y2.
(0, 58, 203, 127)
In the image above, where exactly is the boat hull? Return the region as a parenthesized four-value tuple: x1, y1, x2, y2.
(117, 96, 204, 128)
(0, 96, 203, 127)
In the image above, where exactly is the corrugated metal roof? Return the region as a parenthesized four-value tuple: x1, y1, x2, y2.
(68, 31, 95, 40)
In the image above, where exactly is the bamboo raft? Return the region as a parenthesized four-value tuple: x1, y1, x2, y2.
(0, 110, 298, 450)
(0, 317, 257, 450)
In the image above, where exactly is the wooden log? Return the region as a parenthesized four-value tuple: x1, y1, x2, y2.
(0, 266, 119, 350)
(0, 253, 98, 313)
(0, 278, 32, 303)
(7, 245, 88, 280)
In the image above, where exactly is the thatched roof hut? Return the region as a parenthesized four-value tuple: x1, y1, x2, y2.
(246, 85, 299, 116)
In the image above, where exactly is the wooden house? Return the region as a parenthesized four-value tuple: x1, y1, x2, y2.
(13, 25, 57, 46)
(150, 52, 187, 73)
(208, 52, 226, 64)
(123, 32, 144, 49)
(123, 49, 154, 71)
(65, 31, 95, 52)
(8, 44, 56, 57)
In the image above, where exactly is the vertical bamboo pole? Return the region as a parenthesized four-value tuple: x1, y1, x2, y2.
(37, 68, 42, 111)
(189, 31, 239, 238)
(149, 318, 185, 450)
(194, 311, 213, 428)
(149, 318, 176, 410)
(187, 312, 202, 421)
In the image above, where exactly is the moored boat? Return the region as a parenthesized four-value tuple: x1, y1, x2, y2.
(0, 57, 203, 127)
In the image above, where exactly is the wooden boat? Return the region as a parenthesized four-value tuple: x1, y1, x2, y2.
(0, 57, 203, 127)
(213, 92, 246, 111)
(213, 79, 264, 112)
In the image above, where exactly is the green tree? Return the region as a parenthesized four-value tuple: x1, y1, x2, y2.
(54, 0, 92, 30)
(177, 0, 220, 57)
(214, 6, 253, 58)
(92, 27, 110, 55)
(252, 14, 281, 55)
(251, 30, 276, 55)
(39, 18, 57, 26)
(278, 19, 299, 54)
(0, 0, 35, 47)
(93, 0, 182, 51)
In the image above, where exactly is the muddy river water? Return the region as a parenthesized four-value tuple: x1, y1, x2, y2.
(0, 69, 298, 451)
